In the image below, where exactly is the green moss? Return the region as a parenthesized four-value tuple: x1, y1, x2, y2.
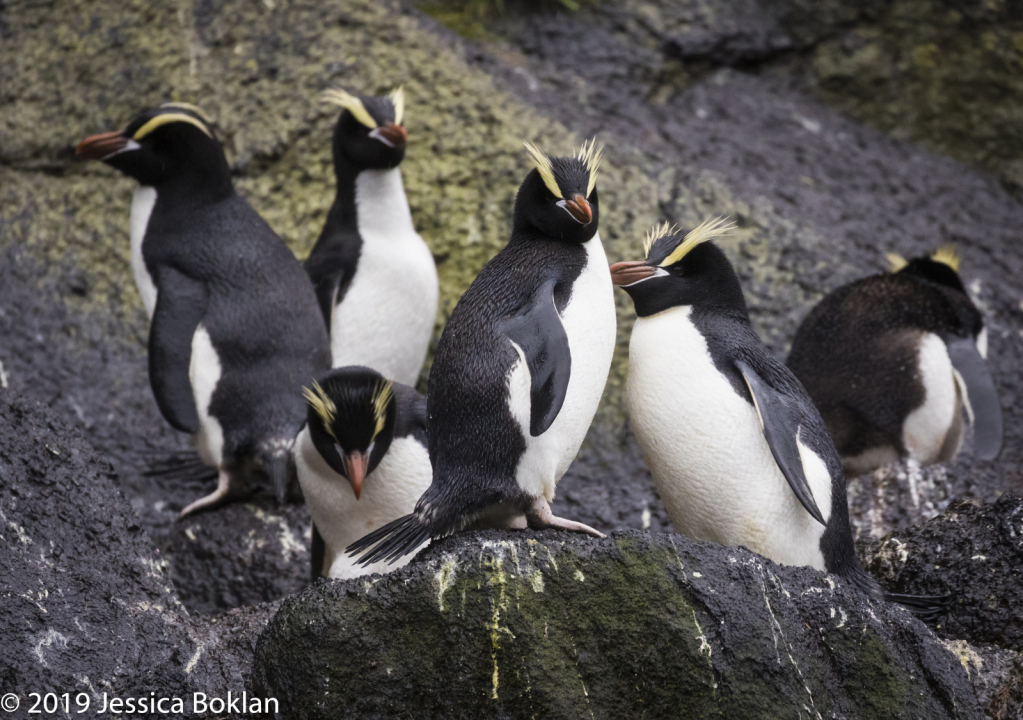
(810, 0, 1023, 182)
(0, 0, 859, 431)
(256, 534, 974, 719)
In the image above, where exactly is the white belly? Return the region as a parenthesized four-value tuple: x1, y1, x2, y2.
(508, 233, 617, 501)
(130, 186, 159, 318)
(330, 169, 438, 386)
(626, 307, 831, 571)
(295, 429, 432, 579)
(190, 325, 224, 467)
(903, 333, 961, 464)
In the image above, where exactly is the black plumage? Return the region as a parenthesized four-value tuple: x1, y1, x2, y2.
(77, 105, 331, 515)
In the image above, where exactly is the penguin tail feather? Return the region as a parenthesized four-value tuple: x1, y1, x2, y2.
(346, 513, 433, 566)
(142, 449, 218, 486)
(884, 590, 958, 624)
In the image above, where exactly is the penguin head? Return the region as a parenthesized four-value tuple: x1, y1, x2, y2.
(886, 245, 967, 294)
(514, 140, 603, 243)
(302, 367, 397, 500)
(75, 104, 229, 192)
(610, 217, 744, 317)
(322, 87, 407, 170)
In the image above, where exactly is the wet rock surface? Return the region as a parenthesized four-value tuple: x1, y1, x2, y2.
(859, 494, 1023, 653)
(0, 392, 275, 710)
(254, 530, 982, 719)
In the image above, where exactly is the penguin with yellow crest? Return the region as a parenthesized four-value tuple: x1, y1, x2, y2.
(305, 87, 438, 386)
(611, 219, 951, 620)
(787, 245, 1002, 475)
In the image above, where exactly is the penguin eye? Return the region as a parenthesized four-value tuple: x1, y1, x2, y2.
(671, 264, 685, 277)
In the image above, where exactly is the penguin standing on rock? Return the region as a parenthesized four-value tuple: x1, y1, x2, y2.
(76, 105, 331, 517)
(305, 87, 438, 386)
(295, 366, 431, 580)
(787, 246, 1002, 475)
(349, 140, 616, 565)
(611, 220, 950, 620)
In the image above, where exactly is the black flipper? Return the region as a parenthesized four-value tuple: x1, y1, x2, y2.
(304, 235, 358, 329)
(502, 280, 572, 437)
(735, 360, 826, 526)
(149, 266, 208, 433)
(311, 524, 326, 582)
(945, 336, 1003, 460)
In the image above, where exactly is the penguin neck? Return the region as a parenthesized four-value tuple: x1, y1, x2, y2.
(152, 152, 234, 206)
(327, 160, 413, 239)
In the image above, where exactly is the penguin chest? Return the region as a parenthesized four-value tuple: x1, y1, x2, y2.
(508, 233, 617, 500)
(130, 187, 159, 318)
(331, 169, 438, 385)
(902, 332, 962, 464)
(295, 430, 431, 579)
(626, 307, 830, 571)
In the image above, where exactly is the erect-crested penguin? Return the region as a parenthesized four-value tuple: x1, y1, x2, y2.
(348, 140, 616, 565)
(76, 105, 331, 517)
(787, 245, 1002, 476)
(611, 220, 950, 620)
(305, 87, 438, 386)
(295, 366, 431, 580)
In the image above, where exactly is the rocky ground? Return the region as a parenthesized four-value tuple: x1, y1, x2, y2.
(2, 0, 1022, 716)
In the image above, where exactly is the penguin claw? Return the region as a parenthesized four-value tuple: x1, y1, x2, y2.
(525, 498, 607, 538)
(177, 470, 234, 519)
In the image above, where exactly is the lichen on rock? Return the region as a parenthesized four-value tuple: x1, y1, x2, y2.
(254, 530, 983, 719)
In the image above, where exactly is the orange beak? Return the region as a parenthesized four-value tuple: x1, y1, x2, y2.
(75, 131, 129, 160)
(609, 260, 658, 286)
(562, 194, 593, 225)
(342, 450, 370, 500)
(373, 121, 407, 149)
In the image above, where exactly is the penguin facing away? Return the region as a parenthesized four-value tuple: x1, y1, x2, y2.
(787, 246, 1002, 476)
(305, 87, 438, 386)
(348, 140, 616, 565)
(296, 367, 431, 580)
(76, 105, 332, 517)
(611, 220, 950, 620)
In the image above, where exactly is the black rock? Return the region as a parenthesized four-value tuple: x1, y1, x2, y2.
(859, 494, 1023, 652)
(254, 529, 982, 719)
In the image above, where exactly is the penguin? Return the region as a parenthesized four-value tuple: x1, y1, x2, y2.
(348, 140, 615, 565)
(787, 245, 1002, 476)
(76, 104, 332, 517)
(610, 219, 950, 620)
(295, 366, 431, 580)
(305, 87, 438, 386)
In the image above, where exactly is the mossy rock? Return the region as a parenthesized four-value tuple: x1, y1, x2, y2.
(253, 530, 982, 719)
(805, 0, 1023, 185)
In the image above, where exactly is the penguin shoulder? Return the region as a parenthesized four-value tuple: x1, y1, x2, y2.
(391, 383, 428, 448)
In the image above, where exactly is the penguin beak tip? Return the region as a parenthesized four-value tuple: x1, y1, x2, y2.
(563, 194, 593, 225)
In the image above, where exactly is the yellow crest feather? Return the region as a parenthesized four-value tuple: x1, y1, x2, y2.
(159, 102, 213, 124)
(372, 381, 394, 439)
(658, 216, 737, 267)
(321, 88, 378, 129)
(302, 380, 338, 442)
(886, 252, 908, 272)
(931, 244, 960, 272)
(642, 221, 679, 258)
(133, 113, 212, 140)
(523, 141, 562, 199)
(389, 86, 405, 126)
(576, 138, 604, 197)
